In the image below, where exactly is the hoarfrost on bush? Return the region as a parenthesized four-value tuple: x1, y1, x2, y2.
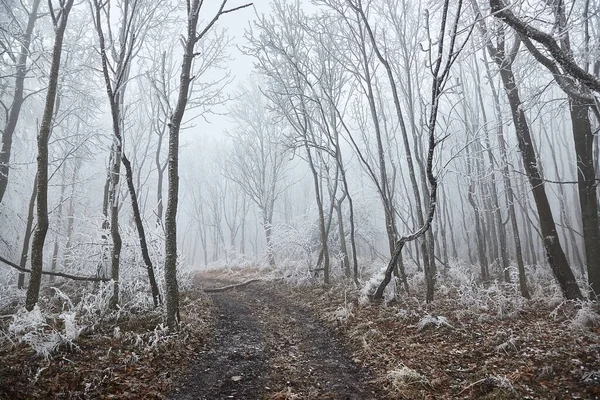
(9, 305, 46, 335)
(387, 365, 428, 389)
(570, 301, 600, 330)
(21, 330, 63, 359)
(60, 311, 85, 341)
(330, 304, 353, 324)
(417, 315, 453, 331)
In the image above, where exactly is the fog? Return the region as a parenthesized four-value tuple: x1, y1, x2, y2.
(1, 0, 599, 313)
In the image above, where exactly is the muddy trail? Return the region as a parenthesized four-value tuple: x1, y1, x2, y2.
(170, 279, 379, 400)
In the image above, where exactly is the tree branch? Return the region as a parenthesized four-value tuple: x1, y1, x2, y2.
(0, 255, 109, 282)
(489, 0, 600, 93)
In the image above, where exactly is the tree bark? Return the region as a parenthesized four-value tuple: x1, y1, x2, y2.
(18, 174, 38, 289)
(569, 98, 600, 297)
(25, 0, 75, 311)
(498, 65, 582, 300)
(108, 140, 122, 309)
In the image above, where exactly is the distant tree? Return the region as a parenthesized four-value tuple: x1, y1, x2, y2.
(224, 83, 289, 268)
(246, 1, 335, 283)
(371, 0, 472, 301)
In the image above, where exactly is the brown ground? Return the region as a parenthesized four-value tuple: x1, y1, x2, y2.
(278, 282, 600, 400)
(2, 269, 600, 400)
(0, 288, 214, 400)
(171, 275, 379, 400)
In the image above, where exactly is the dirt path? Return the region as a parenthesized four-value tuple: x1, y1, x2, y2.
(170, 280, 378, 400)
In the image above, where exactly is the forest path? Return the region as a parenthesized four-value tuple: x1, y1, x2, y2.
(170, 277, 378, 400)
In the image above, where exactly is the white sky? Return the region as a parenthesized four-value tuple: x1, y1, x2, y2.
(183, 1, 272, 145)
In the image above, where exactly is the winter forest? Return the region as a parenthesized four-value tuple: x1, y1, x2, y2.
(1, 0, 600, 398)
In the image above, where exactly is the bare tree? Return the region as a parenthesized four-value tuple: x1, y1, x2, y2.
(163, 0, 251, 328)
(372, 0, 472, 301)
(246, 1, 335, 283)
(90, 0, 161, 308)
(473, 1, 582, 299)
(25, 0, 76, 311)
(224, 82, 289, 268)
(488, 0, 600, 298)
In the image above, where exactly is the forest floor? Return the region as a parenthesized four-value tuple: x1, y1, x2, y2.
(176, 268, 600, 400)
(1, 267, 600, 399)
(171, 273, 380, 400)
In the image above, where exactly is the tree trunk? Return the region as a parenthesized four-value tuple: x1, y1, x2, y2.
(305, 144, 330, 283)
(92, 0, 162, 308)
(542, 122, 585, 273)
(467, 170, 489, 281)
(63, 174, 76, 271)
(484, 57, 530, 298)
(25, 0, 75, 311)
(498, 66, 582, 300)
(263, 207, 276, 268)
(18, 174, 38, 289)
(122, 156, 162, 307)
(569, 98, 600, 298)
(335, 198, 350, 277)
(163, 0, 207, 328)
(108, 140, 122, 309)
(49, 172, 67, 284)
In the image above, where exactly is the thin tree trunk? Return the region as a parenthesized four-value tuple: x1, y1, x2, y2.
(569, 98, 600, 297)
(467, 154, 490, 281)
(475, 66, 509, 281)
(18, 174, 38, 289)
(108, 140, 122, 309)
(25, 0, 75, 311)
(63, 164, 78, 271)
(263, 207, 276, 268)
(542, 122, 585, 272)
(305, 144, 330, 283)
(483, 57, 530, 297)
(92, 0, 162, 308)
(498, 65, 582, 300)
(49, 171, 68, 284)
(355, 6, 432, 297)
(443, 191, 458, 260)
(335, 197, 350, 277)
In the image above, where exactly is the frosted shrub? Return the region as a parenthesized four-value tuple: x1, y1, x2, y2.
(0, 284, 24, 313)
(359, 263, 393, 304)
(570, 301, 600, 330)
(330, 304, 353, 324)
(328, 291, 354, 324)
(9, 305, 46, 335)
(76, 282, 113, 318)
(387, 365, 428, 389)
(8, 306, 77, 359)
(60, 311, 84, 341)
(8, 292, 86, 358)
(21, 330, 63, 359)
(417, 315, 452, 331)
